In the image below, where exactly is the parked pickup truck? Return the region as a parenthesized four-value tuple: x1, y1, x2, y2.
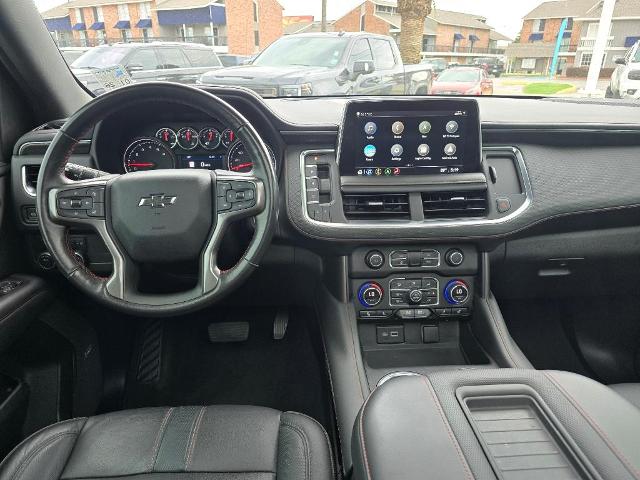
(199, 32, 433, 97)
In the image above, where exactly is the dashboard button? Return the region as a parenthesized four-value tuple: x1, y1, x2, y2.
(445, 249, 465, 266)
(396, 309, 415, 319)
(422, 277, 437, 289)
(358, 282, 383, 307)
(415, 309, 431, 319)
(365, 250, 385, 269)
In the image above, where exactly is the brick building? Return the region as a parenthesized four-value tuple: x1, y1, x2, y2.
(333, 0, 511, 64)
(42, 0, 283, 55)
(507, 0, 640, 75)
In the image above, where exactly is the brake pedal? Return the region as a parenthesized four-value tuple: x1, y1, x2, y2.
(208, 322, 249, 343)
(273, 308, 289, 340)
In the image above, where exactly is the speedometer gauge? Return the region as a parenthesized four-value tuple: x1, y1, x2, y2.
(177, 127, 199, 150)
(226, 141, 275, 173)
(123, 138, 175, 173)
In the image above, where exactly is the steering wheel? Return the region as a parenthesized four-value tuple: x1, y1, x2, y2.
(37, 83, 278, 317)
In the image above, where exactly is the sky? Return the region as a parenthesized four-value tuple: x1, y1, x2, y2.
(33, 0, 543, 37)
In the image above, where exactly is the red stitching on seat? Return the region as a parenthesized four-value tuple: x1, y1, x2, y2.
(544, 372, 640, 480)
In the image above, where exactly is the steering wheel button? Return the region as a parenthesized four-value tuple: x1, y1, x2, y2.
(81, 198, 93, 208)
(218, 182, 232, 196)
(60, 209, 88, 218)
(218, 199, 232, 212)
(58, 198, 72, 209)
(70, 199, 83, 209)
(88, 204, 105, 217)
(86, 187, 105, 202)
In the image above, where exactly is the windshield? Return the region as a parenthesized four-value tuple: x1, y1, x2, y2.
(253, 37, 348, 67)
(437, 69, 480, 82)
(70, 46, 128, 69)
(35, 0, 639, 101)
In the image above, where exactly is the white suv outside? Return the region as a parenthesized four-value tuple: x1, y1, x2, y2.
(607, 41, 640, 100)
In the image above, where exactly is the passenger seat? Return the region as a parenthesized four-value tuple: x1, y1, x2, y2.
(610, 383, 640, 409)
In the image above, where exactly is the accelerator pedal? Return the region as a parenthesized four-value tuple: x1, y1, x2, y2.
(273, 308, 289, 340)
(208, 322, 250, 343)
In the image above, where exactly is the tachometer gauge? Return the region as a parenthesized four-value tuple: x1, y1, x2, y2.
(226, 141, 275, 173)
(199, 127, 221, 150)
(177, 127, 199, 150)
(123, 138, 175, 173)
(155, 127, 177, 148)
(221, 128, 236, 148)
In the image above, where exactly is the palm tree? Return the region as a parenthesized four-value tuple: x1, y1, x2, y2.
(397, 0, 433, 64)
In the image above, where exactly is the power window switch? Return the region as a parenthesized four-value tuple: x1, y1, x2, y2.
(422, 325, 439, 343)
(376, 325, 405, 344)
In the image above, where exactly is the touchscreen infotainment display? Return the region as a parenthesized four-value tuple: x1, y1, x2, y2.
(338, 99, 481, 176)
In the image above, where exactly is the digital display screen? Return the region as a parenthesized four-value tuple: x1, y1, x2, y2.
(178, 154, 224, 170)
(339, 99, 481, 176)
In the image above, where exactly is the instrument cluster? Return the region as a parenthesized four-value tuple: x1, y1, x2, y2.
(122, 124, 275, 174)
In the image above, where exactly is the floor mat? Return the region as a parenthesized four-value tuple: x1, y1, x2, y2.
(123, 307, 332, 431)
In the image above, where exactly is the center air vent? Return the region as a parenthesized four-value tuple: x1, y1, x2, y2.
(343, 193, 410, 220)
(422, 190, 487, 219)
(22, 165, 40, 196)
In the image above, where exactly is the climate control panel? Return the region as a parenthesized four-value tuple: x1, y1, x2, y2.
(358, 282, 384, 307)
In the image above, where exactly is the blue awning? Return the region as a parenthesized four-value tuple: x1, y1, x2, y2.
(625, 36, 640, 47)
(468, 34, 480, 42)
(114, 20, 131, 29)
(529, 33, 543, 42)
(562, 31, 572, 38)
(157, 5, 225, 26)
(45, 16, 72, 31)
(89, 22, 105, 30)
(136, 18, 152, 28)
(72, 22, 86, 31)
(453, 33, 464, 40)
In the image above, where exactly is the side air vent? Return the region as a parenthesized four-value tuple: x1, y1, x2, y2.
(18, 140, 91, 156)
(422, 190, 487, 219)
(22, 165, 40, 196)
(343, 193, 410, 220)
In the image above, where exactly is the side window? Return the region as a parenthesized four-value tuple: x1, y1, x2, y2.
(369, 39, 396, 70)
(126, 49, 160, 70)
(160, 48, 189, 69)
(184, 48, 222, 68)
(348, 39, 373, 68)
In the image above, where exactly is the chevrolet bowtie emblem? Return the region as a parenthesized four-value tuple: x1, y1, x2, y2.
(138, 194, 177, 208)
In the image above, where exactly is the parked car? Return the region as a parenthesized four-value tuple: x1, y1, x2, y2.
(420, 57, 448, 75)
(59, 46, 90, 64)
(607, 40, 640, 100)
(71, 42, 223, 95)
(199, 32, 433, 97)
(430, 66, 493, 95)
(471, 57, 505, 77)
(217, 54, 252, 67)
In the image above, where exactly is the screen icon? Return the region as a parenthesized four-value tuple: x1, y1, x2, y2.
(444, 143, 457, 156)
(392, 121, 405, 135)
(375, 168, 382, 176)
(418, 121, 432, 134)
(363, 144, 376, 158)
(364, 122, 377, 135)
(446, 121, 459, 134)
(417, 144, 430, 157)
(365, 168, 374, 176)
(384, 168, 392, 175)
(391, 144, 404, 157)
(393, 167, 401, 176)
(357, 169, 363, 175)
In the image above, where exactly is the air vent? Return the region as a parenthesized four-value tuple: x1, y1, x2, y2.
(18, 140, 91, 156)
(422, 190, 487, 219)
(343, 193, 410, 220)
(22, 165, 40, 196)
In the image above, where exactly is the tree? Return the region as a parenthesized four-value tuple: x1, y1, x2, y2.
(397, 0, 433, 64)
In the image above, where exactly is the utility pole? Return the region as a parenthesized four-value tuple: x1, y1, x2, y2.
(584, 0, 616, 95)
(321, 0, 327, 32)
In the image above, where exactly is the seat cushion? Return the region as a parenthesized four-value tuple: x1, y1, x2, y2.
(0, 405, 334, 480)
(610, 383, 640, 410)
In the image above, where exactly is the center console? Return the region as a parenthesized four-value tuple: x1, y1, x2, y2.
(352, 370, 640, 480)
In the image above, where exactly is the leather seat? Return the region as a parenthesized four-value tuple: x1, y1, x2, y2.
(610, 383, 640, 409)
(0, 405, 334, 480)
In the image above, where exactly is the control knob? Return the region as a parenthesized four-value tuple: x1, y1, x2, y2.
(365, 250, 385, 270)
(445, 249, 464, 267)
(444, 280, 469, 305)
(358, 282, 383, 307)
(37, 252, 55, 270)
(408, 289, 423, 305)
